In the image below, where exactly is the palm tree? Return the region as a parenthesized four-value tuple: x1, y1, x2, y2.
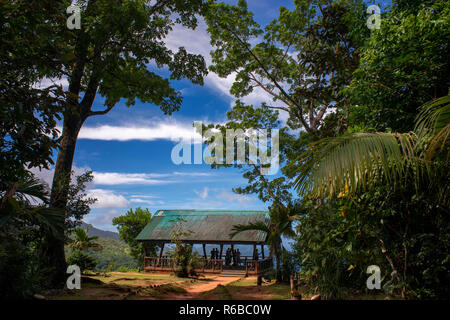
(230, 204, 296, 282)
(67, 226, 103, 252)
(290, 94, 449, 297)
(292, 94, 450, 203)
(0, 174, 64, 237)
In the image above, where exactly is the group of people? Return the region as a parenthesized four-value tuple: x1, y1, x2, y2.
(225, 248, 241, 266)
(209, 247, 243, 266)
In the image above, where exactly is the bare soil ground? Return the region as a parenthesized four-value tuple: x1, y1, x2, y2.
(156, 275, 243, 300)
(47, 272, 290, 300)
(47, 272, 391, 300)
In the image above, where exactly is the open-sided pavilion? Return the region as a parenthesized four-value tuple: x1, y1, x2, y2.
(136, 209, 273, 276)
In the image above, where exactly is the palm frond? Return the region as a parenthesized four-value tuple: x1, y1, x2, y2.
(292, 132, 419, 198)
(415, 94, 450, 159)
(15, 175, 50, 205)
(229, 221, 269, 239)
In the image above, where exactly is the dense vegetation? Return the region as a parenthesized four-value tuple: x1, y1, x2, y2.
(87, 238, 138, 271)
(203, 0, 450, 299)
(1, 0, 448, 300)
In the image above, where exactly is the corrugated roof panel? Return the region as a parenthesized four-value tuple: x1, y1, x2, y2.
(136, 209, 270, 243)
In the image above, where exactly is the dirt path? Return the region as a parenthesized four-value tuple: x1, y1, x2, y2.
(161, 276, 242, 300)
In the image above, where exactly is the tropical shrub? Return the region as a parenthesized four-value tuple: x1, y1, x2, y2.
(66, 250, 98, 273)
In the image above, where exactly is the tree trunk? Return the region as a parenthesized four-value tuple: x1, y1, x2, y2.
(274, 243, 282, 283)
(45, 112, 84, 287)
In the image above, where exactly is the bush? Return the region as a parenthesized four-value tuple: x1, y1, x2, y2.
(171, 244, 202, 277)
(66, 250, 97, 273)
(115, 266, 139, 273)
(0, 231, 52, 299)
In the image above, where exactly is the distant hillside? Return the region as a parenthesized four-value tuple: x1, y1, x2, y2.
(71, 222, 137, 270)
(88, 237, 137, 271)
(80, 221, 119, 240)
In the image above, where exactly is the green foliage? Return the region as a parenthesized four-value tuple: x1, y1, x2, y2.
(64, 171, 97, 237)
(0, 232, 53, 299)
(205, 0, 367, 133)
(66, 250, 98, 273)
(292, 132, 419, 198)
(45, 0, 208, 285)
(0, 0, 65, 194)
(88, 237, 137, 271)
(0, 175, 66, 298)
(279, 249, 299, 283)
(230, 204, 296, 282)
(346, 0, 450, 132)
(67, 227, 103, 252)
(286, 1, 450, 299)
(113, 207, 155, 266)
(293, 198, 384, 299)
(169, 218, 202, 277)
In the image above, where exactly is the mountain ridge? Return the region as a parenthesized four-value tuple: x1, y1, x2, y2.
(79, 221, 119, 240)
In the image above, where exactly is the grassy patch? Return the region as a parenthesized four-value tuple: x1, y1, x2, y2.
(199, 284, 233, 300)
(199, 278, 291, 300)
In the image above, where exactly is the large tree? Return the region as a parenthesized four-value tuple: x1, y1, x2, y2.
(46, 0, 208, 286)
(201, 0, 368, 261)
(290, 0, 450, 298)
(205, 0, 368, 135)
(0, 0, 67, 207)
(112, 207, 154, 267)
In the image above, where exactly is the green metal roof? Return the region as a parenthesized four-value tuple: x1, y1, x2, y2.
(136, 209, 270, 243)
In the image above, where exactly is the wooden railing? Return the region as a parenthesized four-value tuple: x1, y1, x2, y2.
(196, 258, 223, 273)
(144, 256, 272, 275)
(144, 257, 173, 271)
(245, 258, 273, 275)
(144, 257, 223, 273)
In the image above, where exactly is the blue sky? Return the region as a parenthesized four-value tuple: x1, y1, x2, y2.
(33, 0, 389, 231)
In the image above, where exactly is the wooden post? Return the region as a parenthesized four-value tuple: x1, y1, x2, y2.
(202, 243, 207, 259)
(290, 274, 301, 300)
(219, 243, 223, 260)
(261, 244, 265, 259)
(245, 258, 248, 277)
(143, 242, 148, 257)
(157, 242, 164, 267)
(252, 243, 256, 259)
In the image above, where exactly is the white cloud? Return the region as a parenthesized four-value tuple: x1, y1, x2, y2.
(217, 190, 254, 205)
(76, 122, 202, 143)
(129, 198, 155, 205)
(93, 171, 213, 185)
(173, 171, 214, 177)
(194, 187, 209, 200)
(190, 187, 256, 207)
(84, 209, 122, 230)
(30, 165, 92, 187)
(130, 195, 158, 199)
(93, 172, 170, 185)
(87, 189, 130, 208)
